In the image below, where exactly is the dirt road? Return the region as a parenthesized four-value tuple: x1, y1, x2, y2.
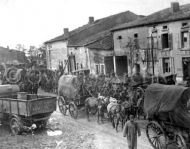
(0, 109, 152, 149)
(0, 89, 153, 149)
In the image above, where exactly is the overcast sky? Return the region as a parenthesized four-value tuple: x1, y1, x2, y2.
(0, 0, 189, 49)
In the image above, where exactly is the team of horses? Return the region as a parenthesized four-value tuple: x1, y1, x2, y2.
(84, 87, 145, 132)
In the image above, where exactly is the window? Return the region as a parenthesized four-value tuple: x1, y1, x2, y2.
(80, 63, 83, 69)
(117, 36, 122, 40)
(95, 64, 99, 74)
(76, 63, 79, 70)
(162, 25, 168, 30)
(134, 33, 138, 38)
(161, 33, 169, 49)
(163, 58, 170, 73)
(181, 31, 189, 48)
(100, 64, 105, 74)
(182, 22, 188, 28)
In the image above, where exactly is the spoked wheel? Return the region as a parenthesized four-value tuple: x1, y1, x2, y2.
(58, 96, 67, 115)
(175, 133, 187, 149)
(10, 116, 22, 135)
(146, 121, 167, 149)
(69, 102, 78, 119)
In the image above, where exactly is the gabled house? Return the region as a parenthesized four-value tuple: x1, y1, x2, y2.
(112, 2, 190, 80)
(45, 11, 143, 75)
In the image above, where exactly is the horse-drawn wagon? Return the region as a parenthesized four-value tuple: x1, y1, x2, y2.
(57, 73, 91, 119)
(0, 84, 57, 135)
(144, 83, 190, 149)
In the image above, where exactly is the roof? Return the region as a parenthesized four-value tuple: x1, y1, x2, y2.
(0, 46, 28, 64)
(45, 11, 143, 45)
(68, 11, 142, 46)
(112, 3, 190, 31)
(44, 24, 91, 44)
(85, 33, 113, 50)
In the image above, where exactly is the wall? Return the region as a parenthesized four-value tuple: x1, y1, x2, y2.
(113, 26, 149, 76)
(68, 47, 89, 71)
(46, 41, 68, 72)
(88, 49, 113, 75)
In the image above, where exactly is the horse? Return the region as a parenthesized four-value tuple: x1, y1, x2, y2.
(112, 100, 135, 132)
(85, 94, 107, 122)
(107, 98, 119, 128)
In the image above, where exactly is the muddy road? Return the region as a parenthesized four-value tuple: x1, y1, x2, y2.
(0, 108, 152, 149)
(0, 89, 153, 149)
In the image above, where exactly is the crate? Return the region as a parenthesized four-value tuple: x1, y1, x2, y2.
(27, 94, 37, 100)
(17, 92, 27, 100)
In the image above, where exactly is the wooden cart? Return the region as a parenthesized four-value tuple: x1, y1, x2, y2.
(0, 86, 57, 135)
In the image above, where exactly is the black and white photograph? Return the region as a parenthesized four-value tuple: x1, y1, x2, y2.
(0, 0, 190, 148)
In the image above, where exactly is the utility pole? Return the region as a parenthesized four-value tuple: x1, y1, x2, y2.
(147, 35, 156, 83)
(151, 34, 155, 76)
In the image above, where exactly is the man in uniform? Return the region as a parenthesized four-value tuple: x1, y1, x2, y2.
(123, 115, 141, 149)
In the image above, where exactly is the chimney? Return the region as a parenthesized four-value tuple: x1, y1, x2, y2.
(171, 2, 180, 13)
(63, 28, 69, 36)
(88, 17, 94, 24)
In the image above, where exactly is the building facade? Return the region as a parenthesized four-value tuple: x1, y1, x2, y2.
(45, 11, 141, 75)
(149, 19, 190, 81)
(112, 2, 190, 81)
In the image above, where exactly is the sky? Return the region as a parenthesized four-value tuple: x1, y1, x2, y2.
(0, 0, 189, 49)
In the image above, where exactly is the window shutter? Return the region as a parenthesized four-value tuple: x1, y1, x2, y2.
(157, 36, 162, 50)
(170, 57, 175, 74)
(178, 33, 181, 49)
(159, 58, 163, 74)
(161, 34, 164, 50)
(189, 31, 190, 48)
(168, 33, 173, 50)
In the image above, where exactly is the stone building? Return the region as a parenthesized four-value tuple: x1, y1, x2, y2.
(112, 2, 190, 80)
(45, 11, 142, 75)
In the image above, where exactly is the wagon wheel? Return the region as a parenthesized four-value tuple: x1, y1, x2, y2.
(146, 121, 167, 149)
(10, 116, 22, 135)
(174, 133, 187, 149)
(58, 96, 67, 115)
(69, 102, 78, 119)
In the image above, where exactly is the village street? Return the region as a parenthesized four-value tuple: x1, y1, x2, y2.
(0, 111, 152, 149)
(0, 91, 153, 149)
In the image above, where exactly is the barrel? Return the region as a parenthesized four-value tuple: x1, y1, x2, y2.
(0, 84, 19, 95)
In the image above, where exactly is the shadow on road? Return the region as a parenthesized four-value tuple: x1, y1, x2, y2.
(0, 124, 10, 136)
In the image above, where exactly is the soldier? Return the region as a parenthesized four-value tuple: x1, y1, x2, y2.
(123, 115, 141, 149)
(131, 64, 144, 87)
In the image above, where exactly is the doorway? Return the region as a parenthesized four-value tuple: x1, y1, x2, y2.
(115, 56, 128, 76)
(182, 57, 190, 80)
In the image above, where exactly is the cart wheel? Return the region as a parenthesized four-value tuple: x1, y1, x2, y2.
(146, 121, 167, 149)
(58, 96, 67, 115)
(10, 116, 22, 135)
(69, 102, 78, 119)
(175, 133, 187, 149)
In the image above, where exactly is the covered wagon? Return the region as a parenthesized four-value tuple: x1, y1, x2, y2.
(144, 83, 190, 149)
(57, 75, 90, 119)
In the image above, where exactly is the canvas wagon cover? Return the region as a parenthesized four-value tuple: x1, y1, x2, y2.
(58, 75, 80, 99)
(144, 83, 190, 129)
